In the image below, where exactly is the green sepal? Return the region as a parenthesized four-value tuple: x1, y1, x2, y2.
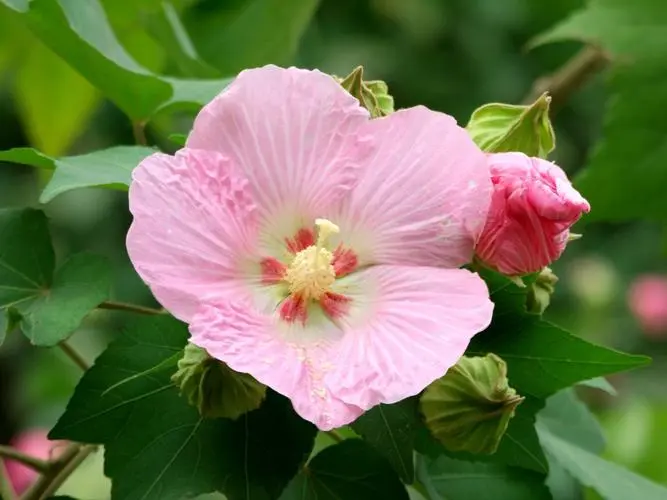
(526, 267, 559, 315)
(420, 353, 524, 455)
(336, 66, 394, 118)
(172, 343, 267, 420)
(466, 92, 555, 157)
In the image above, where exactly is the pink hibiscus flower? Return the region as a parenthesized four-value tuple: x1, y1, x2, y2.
(127, 66, 494, 430)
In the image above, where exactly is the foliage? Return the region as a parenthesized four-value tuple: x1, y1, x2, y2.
(532, 0, 667, 223)
(0, 1, 665, 499)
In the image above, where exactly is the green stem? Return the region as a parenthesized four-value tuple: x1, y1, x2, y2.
(58, 341, 89, 371)
(0, 446, 49, 473)
(0, 458, 17, 500)
(21, 444, 95, 500)
(325, 430, 344, 443)
(132, 120, 148, 146)
(98, 300, 164, 316)
(523, 45, 609, 113)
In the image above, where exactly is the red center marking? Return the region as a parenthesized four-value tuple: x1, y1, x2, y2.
(260, 257, 287, 284)
(285, 228, 315, 254)
(332, 245, 358, 277)
(278, 294, 307, 324)
(262, 226, 359, 324)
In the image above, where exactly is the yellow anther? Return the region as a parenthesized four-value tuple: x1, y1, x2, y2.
(285, 219, 339, 301)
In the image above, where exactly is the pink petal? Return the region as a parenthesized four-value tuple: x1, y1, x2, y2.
(332, 107, 492, 268)
(189, 300, 363, 430)
(127, 149, 259, 321)
(186, 65, 371, 246)
(326, 265, 493, 409)
(189, 266, 493, 429)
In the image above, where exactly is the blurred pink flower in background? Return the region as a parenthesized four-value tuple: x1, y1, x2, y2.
(476, 152, 590, 276)
(628, 275, 667, 337)
(4, 429, 60, 494)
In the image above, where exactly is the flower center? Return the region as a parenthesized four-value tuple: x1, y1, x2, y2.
(284, 219, 339, 300)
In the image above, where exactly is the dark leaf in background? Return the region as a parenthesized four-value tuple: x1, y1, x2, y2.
(533, 0, 667, 223)
(186, 0, 319, 75)
(417, 453, 551, 500)
(0, 208, 111, 346)
(280, 439, 409, 500)
(351, 397, 419, 483)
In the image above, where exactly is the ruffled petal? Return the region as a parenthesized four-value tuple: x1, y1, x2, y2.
(325, 265, 494, 409)
(127, 149, 259, 321)
(189, 300, 363, 430)
(331, 107, 492, 268)
(188, 265, 492, 428)
(186, 65, 371, 253)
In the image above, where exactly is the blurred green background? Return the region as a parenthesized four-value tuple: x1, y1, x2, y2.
(1, 0, 665, 497)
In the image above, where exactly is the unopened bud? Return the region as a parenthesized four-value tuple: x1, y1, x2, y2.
(420, 353, 523, 455)
(172, 343, 266, 420)
(527, 267, 559, 315)
(335, 66, 394, 118)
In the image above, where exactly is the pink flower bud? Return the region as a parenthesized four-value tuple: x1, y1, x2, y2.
(476, 152, 590, 275)
(4, 429, 61, 494)
(628, 275, 667, 337)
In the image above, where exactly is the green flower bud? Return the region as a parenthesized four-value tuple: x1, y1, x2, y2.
(420, 353, 524, 455)
(466, 92, 555, 158)
(335, 66, 394, 118)
(172, 343, 266, 420)
(527, 267, 559, 315)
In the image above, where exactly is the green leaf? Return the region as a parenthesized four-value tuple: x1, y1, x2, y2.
(0, 0, 171, 119)
(468, 316, 649, 399)
(280, 439, 409, 500)
(532, 0, 667, 222)
(1, 0, 232, 120)
(51, 315, 317, 500)
(351, 398, 419, 483)
(144, 1, 219, 78)
(21, 253, 112, 346)
(493, 397, 548, 473)
(538, 428, 667, 500)
(186, 0, 319, 74)
(535, 390, 667, 500)
(167, 133, 187, 147)
(417, 454, 551, 500)
(0, 208, 111, 346)
(0, 147, 55, 170)
(466, 93, 555, 157)
(578, 377, 617, 396)
(537, 389, 605, 454)
(14, 38, 99, 156)
(0, 145, 155, 202)
(0, 208, 54, 312)
(155, 77, 232, 115)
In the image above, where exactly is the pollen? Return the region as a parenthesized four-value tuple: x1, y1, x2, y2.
(284, 219, 339, 300)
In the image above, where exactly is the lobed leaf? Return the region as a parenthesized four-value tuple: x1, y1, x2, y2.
(0, 208, 110, 346)
(51, 315, 317, 500)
